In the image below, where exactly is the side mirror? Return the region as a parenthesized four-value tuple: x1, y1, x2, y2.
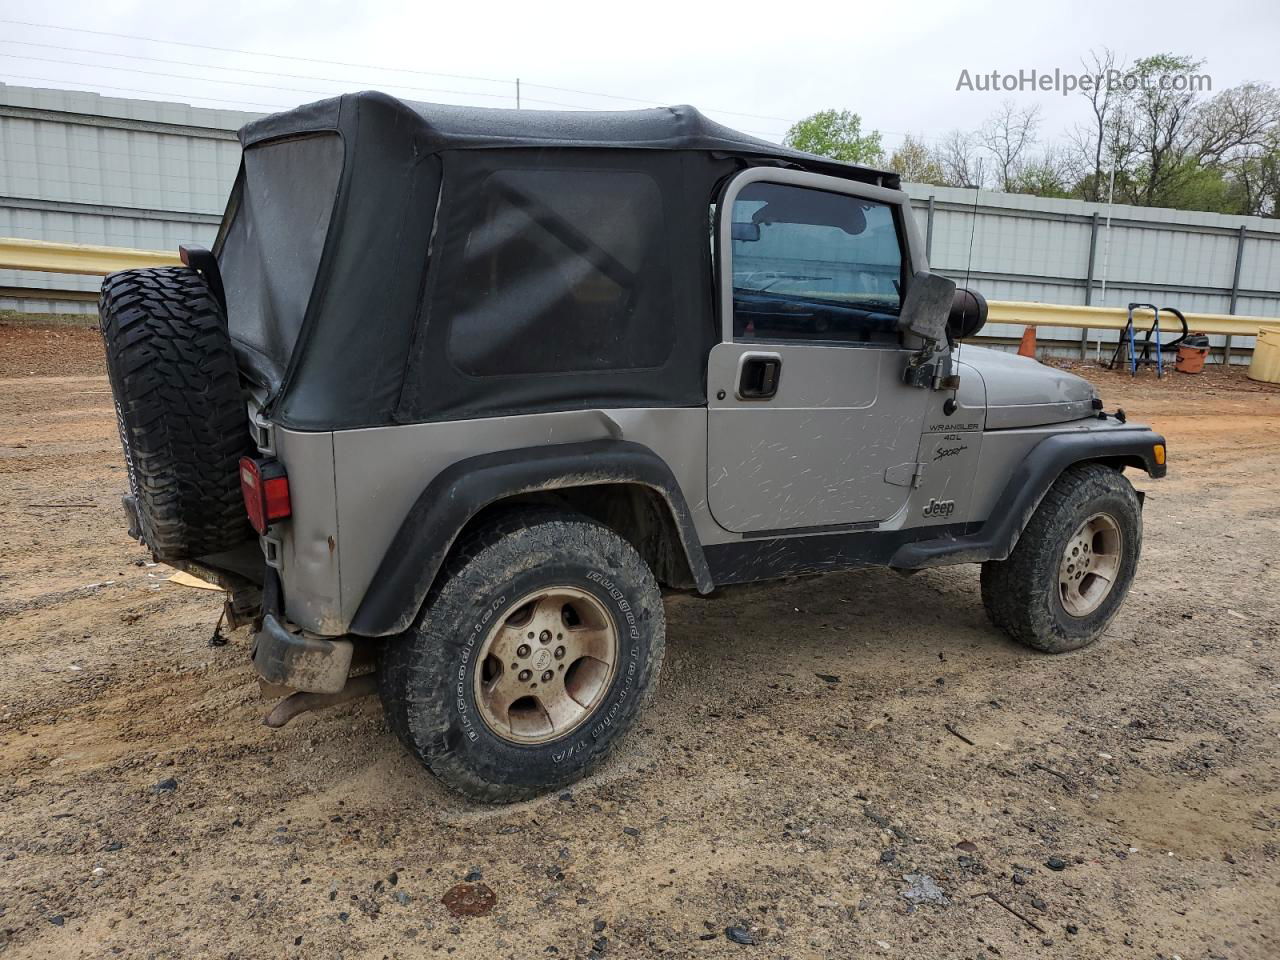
(898, 272, 957, 344)
(731, 222, 760, 242)
(949, 288, 988, 340)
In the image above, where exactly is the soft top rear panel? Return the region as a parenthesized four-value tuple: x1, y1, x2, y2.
(217, 93, 443, 429)
(218, 132, 342, 394)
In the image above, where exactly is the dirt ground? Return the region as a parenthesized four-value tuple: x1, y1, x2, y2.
(1, 320, 1277, 960)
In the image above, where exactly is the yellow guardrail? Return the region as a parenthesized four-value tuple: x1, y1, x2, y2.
(0, 237, 181, 276)
(987, 299, 1278, 339)
(3, 237, 1279, 338)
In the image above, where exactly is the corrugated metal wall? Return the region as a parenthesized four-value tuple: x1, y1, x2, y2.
(905, 185, 1280, 360)
(0, 83, 253, 313)
(2, 82, 1277, 362)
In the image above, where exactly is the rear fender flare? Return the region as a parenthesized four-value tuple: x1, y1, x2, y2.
(348, 439, 713, 636)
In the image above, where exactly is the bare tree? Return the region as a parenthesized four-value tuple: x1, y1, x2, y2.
(1075, 47, 1122, 201)
(1055, 131, 1092, 192)
(936, 129, 988, 188)
(1198, 84, 1280, 216)
(1195, 82, 1280, 162)
(797, 51, 1280, 214)
(979, 101, 1042, 191)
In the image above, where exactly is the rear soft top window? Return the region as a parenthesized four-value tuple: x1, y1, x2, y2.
(218, 133, 343, 390)
(447, 167, 671, 377)
(393, 148, 719, 425)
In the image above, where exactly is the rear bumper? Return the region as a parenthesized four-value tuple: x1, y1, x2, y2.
(250, 572, 353, 693)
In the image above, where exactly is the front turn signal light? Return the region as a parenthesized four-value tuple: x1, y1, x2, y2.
(1153, 443, 1166, 466)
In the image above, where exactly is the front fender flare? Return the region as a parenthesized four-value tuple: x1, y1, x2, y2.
(890, 425, 1165, 569)
(348, 439, 713, 636)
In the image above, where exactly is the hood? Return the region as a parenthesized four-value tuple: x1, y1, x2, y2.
(956, 346, 1098, 429)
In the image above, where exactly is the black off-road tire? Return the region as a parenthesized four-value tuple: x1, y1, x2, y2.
(981, 463, 1142, 653)
(99, 267, 253, 561)
(378, 509, 666, 803)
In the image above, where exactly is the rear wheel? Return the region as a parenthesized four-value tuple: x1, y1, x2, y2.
(99, 267, 253, 561)
(378, 510, 666, 803)
(981, 463, 1142, 653)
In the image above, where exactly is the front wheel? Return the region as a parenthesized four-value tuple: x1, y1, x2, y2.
(981, 463, 1142, 653)
(378, 510, 666, 803)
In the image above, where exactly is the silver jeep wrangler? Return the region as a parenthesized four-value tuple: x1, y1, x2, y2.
(100, 92, 1166, 802)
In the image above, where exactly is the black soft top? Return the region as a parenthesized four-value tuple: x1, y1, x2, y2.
(218, 92, 904, 431)
(238, 91, 899, 189)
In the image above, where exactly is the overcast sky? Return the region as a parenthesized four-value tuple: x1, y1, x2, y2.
(1, 0, 1276, 152)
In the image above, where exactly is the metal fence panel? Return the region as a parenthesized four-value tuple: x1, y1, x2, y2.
(2, 82, 1278, 359)
(907, 184, 1280, 360)
(0, 83, 251, 314)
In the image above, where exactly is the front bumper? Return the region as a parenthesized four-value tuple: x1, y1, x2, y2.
(251, 572, 353, 694)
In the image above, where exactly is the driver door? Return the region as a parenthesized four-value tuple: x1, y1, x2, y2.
(706, 170, 931, 534)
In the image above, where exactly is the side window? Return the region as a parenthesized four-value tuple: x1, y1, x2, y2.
(447, 168, 671, 377)
(730, 182, 904, 344)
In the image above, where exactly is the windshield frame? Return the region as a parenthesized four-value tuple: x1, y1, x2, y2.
(714, 167, 920, 345)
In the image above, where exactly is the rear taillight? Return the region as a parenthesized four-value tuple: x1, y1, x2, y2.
(239, 456, 291, 535)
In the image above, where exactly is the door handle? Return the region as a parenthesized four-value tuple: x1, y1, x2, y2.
(738, 353, 782, 400)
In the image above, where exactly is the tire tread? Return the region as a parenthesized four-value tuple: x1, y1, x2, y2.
(99, 267, 253, 560)
(981, 462, 1141, 653)
(378, 508, 665, 803)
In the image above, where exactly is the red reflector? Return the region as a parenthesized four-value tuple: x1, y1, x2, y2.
(239, 456, 291, 535)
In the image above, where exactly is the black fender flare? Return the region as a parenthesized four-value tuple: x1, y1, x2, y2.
(349, 439, 713, 636)
(890, 426, 1165, 569)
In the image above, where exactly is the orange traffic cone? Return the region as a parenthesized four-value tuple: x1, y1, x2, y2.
(1017, 326, 1037, 358)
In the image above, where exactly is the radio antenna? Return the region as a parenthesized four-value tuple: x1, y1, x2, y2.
(951, 182, 981, 400)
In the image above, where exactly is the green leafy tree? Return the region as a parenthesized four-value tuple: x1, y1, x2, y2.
(1227, 136, 1280, 217)
(1133, 54, 1205, 206)
(1141, 157, 1236, 212)
(784, 109, 885, 165)
(1199, 84, 1280, 215)
(1106, 53, 1207, 207)
(1010, 160, 1073, 199)
(889, 134, 945, 185)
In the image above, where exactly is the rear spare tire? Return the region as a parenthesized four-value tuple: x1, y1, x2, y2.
(99, 266, 253, 561)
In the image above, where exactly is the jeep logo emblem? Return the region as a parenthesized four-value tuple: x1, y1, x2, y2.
(532, 648, 553, 671)
(922, 497, 956, 518)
